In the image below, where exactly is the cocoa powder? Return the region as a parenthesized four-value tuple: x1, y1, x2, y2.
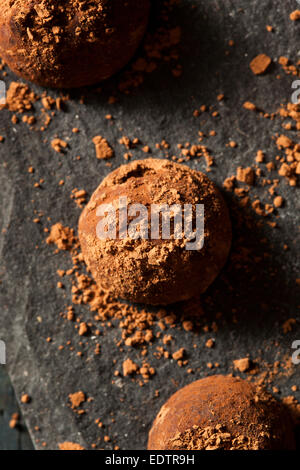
(92, 136, 114, 160)
(250, 54, 272, 75)
(169, 423, 265, 450)
(58, 441, 85, 450)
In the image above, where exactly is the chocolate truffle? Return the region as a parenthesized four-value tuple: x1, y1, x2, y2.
(148, 375, 296, 450)
(0, 0, 150, 88)
(79, 159, 231, 305)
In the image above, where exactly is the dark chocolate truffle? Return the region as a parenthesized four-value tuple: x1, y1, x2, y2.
(78, 159, 231, 305)
(0, 0, 150, 88)
(148, 375, 296, 450)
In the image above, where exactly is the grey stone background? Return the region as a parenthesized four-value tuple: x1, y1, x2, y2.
(0, 368, 33, 449)
(0, 0, 299, 450)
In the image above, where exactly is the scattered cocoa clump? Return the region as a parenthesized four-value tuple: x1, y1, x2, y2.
(243, 101, 256, 111)
(273, 196, 283, 208)
(51, 138, 68, 153)
(223, 175, 236, 191)
(123, 359, 139, 377)
(58, 442, 85, 450)
(78, 322, 88, 336)
(92, 136, 114, 160)
(236, 167, 255, 185)
(41, 96, 55, 110)
(9, 413, 20, 429)
(205, 338, 214, 348)
(71, 189, 88, 208)
(46, 223, 78, 252)
(250, 54, 272, 75)
(69, 391, 85, 409)
(176, 143, 214, 170)
(290, 10, 300, 21)
(233, 357, 251, 373)
(228, 140, 237, 148)
(241, 98, 299, 192)
(119, 136, 132, 149)
(140, 363, 156, 381)
(172, 348, 185, 361)
(255, 150, 264, 163)
(0, 81, 37, 113)
(20, 393, 31, 404)
(276, 135, 293, 149)
(278, 56, 300, 77)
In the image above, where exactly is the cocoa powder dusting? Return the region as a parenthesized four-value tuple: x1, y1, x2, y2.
(169, 423, 266, 450)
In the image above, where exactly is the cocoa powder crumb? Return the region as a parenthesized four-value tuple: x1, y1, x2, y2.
(172, 348, 185, 361)
(20, 394, 31, 404)
(51, 138, 67, 153)
(123, 358, 139, 377)
(276, 135, 293, 149)
(243, 101, 256, 111)
(78, 322, 88, 336)
(1, 82, 37, 113)
(69, 391, 85, 409)
(256, 150, 265, 163)
(46, 223, 78, 252)
(71, 188, 87, 208)
(250, 54, 272, 75)
(233, 358, 251, 373)
(9, 413, 19, 429)
(236, 167, 255, 185)
(273, 196, 283, 208)
(58, 442, 85, 450)
(290, 10, 300, 21)
(93, 136, 114, 160)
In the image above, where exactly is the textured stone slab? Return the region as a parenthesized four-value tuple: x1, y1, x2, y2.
(0, 0, 299, 450)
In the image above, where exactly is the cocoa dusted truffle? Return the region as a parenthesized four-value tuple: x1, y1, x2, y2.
(78, 159, 231, 305)
(148, 375, 296, 450)
(0, 0, 150, 88)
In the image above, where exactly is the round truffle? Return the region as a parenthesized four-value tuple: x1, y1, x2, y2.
(0, 0, 150, 88)
(79, 159, 231, 305)
(148, 375, 296, 450)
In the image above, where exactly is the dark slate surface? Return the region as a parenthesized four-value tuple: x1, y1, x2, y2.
(0, 368, 33, 450)
(0, 0, 299, 450)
